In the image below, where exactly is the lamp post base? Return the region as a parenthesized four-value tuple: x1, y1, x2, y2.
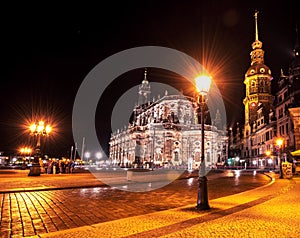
(196, 176, 210, 210)
(28, 164, 41, 176)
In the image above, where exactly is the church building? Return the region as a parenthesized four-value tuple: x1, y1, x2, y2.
(109, 69, 228, 169)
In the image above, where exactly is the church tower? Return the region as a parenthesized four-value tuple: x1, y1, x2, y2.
(243, 11, 274, 137)
(138, 68, 151, 105)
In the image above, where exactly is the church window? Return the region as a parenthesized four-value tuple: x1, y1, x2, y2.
(250, 69, 255, 74)
(260, 68, 265, 73)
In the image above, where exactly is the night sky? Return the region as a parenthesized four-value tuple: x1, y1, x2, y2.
(1, 1, 299, 157)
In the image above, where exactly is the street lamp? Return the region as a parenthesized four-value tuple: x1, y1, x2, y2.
(96, 151, 103, 167)
(28, 120, 52, 176)
(195, 74, 211, 210)
(265, 150, 271, 157)
(84, 151, 91, 165)
(265, 150, 274, 170)
(276, 138, 284, 179)
(20, 147, 32, 158)
(95, 152, 103, 160)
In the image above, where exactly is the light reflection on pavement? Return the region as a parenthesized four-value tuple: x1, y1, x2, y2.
(0, 169, 271, 237)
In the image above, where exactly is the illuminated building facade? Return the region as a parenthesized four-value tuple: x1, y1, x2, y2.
(109, 70, 228, 168)
(231, 11, 300, 168)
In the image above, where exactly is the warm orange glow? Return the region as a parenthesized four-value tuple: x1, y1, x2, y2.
(19, 147, 32, 154)
(45, 125, 52, 134)
(29, 120, 52, 135)
(30, 124, 37, 133)
(276, 138, 284, 147)
(265, 150, 271, 156)
(195, 75, 212, 95)
(37, 121, 44, 132)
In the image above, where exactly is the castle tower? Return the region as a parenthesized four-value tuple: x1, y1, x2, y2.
(243, 11, 274, 137)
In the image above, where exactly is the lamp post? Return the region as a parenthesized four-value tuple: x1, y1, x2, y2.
(28, 120, 52, 176)
(20, 147, 32, 159)
(276, 138, 284, 179)
(195, 75, 211, 210)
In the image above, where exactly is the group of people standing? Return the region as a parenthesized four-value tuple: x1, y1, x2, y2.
(40, 159, 76, 174)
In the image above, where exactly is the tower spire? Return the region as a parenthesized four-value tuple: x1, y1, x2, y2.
(144, 68, 148, 81)
(254, 10, 259, 41)
(250, 10, 264, 65)
(294, 25, 300, 57)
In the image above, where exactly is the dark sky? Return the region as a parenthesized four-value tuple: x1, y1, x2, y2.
(1, 1, 299, 157)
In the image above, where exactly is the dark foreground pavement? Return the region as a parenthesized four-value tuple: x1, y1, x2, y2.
(0, 169, 299, 237)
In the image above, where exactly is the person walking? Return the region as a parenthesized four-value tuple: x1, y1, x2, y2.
(39, 158, 45, 173)
(69, 160, 75, 174)
(47, 160, 52, 174)
(58, 160, 63, 174)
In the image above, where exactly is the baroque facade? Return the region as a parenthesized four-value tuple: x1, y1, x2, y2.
(109, 70, 228, 168)
(229, 11, 300, 169)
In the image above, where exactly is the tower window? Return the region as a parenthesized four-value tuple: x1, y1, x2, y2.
(260, 68, 265, 73)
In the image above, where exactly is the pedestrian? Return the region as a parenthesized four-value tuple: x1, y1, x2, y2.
(65, 160, 70, 174)
(39, 158, 45, 173)
(52, 160, 57, 174)
(58, 160, 63, 174)
(47, 160, 52, 174)
(69, 160, 75, 174)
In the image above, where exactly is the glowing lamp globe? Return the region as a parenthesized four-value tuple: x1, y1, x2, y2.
(195, 75, 212, 95)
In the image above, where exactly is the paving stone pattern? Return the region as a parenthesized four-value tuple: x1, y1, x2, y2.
(0, 171, 269, 237)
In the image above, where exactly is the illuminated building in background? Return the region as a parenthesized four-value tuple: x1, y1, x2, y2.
(230, 11, 300, 168)
(109, 69, 228, 168)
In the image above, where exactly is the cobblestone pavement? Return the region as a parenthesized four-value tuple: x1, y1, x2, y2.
(0, 169, 274, 237)
(38, 175, 300, 238)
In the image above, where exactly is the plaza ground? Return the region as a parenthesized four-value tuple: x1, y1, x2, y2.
(0, 169, 299, 237)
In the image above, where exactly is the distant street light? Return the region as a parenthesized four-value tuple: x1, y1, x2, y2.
(84, 151, 91, 164)
(276, 138, 284, 179)
(19, 147, 32, 168)
(28, 120, 52, 176)
(265, 150, 274, 170)
(195, 74, 211, 210)
(20, 147, 32, 157)
(95, 152, 103, 160)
